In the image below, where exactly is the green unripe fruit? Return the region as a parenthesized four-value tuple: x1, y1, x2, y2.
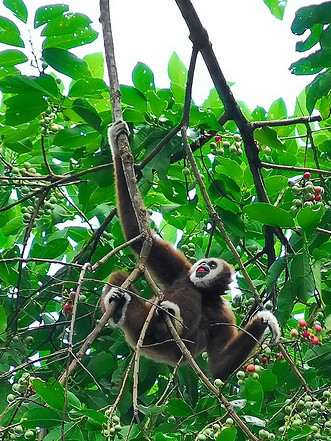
(188, 242, 195, 249)
(25, 336, 34, 345)
(21, 186, 30, 195)
(310, 409, 318, 417)
(23, 213, 31, 222)
(79, 295, 86, 302)
(278, 426, 286, 433)
(187, 248, 195, 256)
(297, 400, 305, 410)
(259, 429, 267, 438)
(12, 335, 19, 342)
(313, 401, 322, 408)
(24, 430, 35, 440)
(12, 166, 19, 174)
(114, 424, 122, 431)
(226, 418, 233, 425)
(268, 434, 275, 440)
(264, 146, 271, 154)
(236, 148, 243, 156)
(56, 77, 61, 84)
(167, 416, 176, 423)
(7, 393, 15, 402)
(197, 435, 206, 441)
(213, 423, 220, 431)
(323, 391, 331, 399)
(251, 372, 259, 380)
(236, 370, 245, 380)
(292, 186, 300, 195)
(311, 425, 319, 432)
(305, 401, 313, 409)
(293, 199, 302, 207)
(238, 379, 246, 386)
(14, 425, 23, 434)
(229, 145, 237, 153)
(201, 351, 208, 360)
(23, 162, 31, 169)
(214, 378, 224, 388)
(233, 134, 241, 141)
(49, 196, 58, 204)
(181, 245, 189, 252)
(183, 167, 190, 176)
(215, 148, 224, 156)
(223, 141, 230, 148)
(210, 142, 217, 149)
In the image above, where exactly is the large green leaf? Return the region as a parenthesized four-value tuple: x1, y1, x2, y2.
(297, 205, 324, 234)
(4, 93, 47, 124)
(71, 99, 103, 132)
(34, 4, 69, 28)
(263, 0, 288, 20)
(266, 256, 287, 293)
(42, 13, 98, 49)
(166, 398, 193, 417)
(254, 127, 285, 150)
(290, 252, 315, 302)
(69, 78, 108, 98)
(132, 62, 155, 92)
(0, 16, 24, 47)
(0, 49, 27, 78)
(43, 48, 91, 79)
(216, 427, 237, 441)
(244, 203, 294, 228)
(168, 52, 188, 87)
(30, 238, 69, 259)
(22, 407, 62, 429)
(0, 74, 59, 98)
(4, 0, 27, 23)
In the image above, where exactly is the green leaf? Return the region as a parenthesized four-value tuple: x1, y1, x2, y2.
(168, 52, 188, 87)
(291, 3, 331, 35)
(0, 74, 58, 98)
(30, 238, 69, 259)
(268, 97, 287, 120)
(4, 93, 48, 124)
(254, 127, 285, 150)
(244, 203, 294, 228)
(215, 158, 243, 186)
(34, 4, 69, 28)
(0, 49, 27, 78)
(266, 256, 287, 293)
(44, 423, 83, 441)
(297, 205, 324, 234)
(42, 13, 98, 49)
(71, 99, 103, 132)
(258, 369, 278, 392)
(32, 379, 65, 410)
(0, 16, 24, 47)
(0, 305, 7, 337)
(276, 282, 296, 326)
(86, 352, 114, 378)
(43, 48, 91, 80)
(121, 85, 147, 112)
(216, 427, 237, 441)
(263, 0, 288, 20)
(4, 0, 27, 23)
(132, 62, 155, 92)
(166, 398, 193, 417)
(84, 52, 104, 79)
(22, 407, 62, 429)
(69, 78, 108, 98)
(290, 252, 315, 302)
(240, 377, 263, 413)
(53, 126, 102, 150)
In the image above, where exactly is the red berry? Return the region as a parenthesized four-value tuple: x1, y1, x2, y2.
(298, 320, 307, 328)
(215, 135, 222, 143)
(63, 302, 73, 314)
(313, 324, 322, 333)
(70, 291, 77, 300)
(314, 186, 323, 194)
(311, 336, 320, 345)
(277, 353, 284, 359)
(246, 364, 256, 373)
(261, 357, 268, 364)
(303, 172, 311, 179)
(310, 195, 316, 201)
(314, 194, 322, 201)
(303, 330, 311, 339)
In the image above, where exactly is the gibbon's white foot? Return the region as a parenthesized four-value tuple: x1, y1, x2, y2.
(102, 287, 131, 326)
(158, 300, 184, 334)
(108, 120, 130, 154)
(256, 310, 280, 343)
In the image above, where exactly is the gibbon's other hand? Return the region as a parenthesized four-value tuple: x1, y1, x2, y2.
(157, 300, 184, 334)
(102, 287, 131, 326)
(256, 310, 281, 344)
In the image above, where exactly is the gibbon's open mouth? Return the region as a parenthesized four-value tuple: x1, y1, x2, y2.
(196, 265, 210, 278)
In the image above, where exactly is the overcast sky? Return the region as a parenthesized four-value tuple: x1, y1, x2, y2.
(0, 0, 317, 113)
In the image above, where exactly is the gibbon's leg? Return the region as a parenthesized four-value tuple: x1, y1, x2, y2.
(108, 121, 191, 285)
(208, 311, 280, 381)
(102, 271, 185, 341)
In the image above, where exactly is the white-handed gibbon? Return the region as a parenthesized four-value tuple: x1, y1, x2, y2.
(102, 121, 280, 381)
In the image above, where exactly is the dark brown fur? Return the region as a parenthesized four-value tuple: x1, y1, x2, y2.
(102, 122, 273, 380)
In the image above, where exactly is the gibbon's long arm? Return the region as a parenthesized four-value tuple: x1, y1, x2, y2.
(207, 311, 280, 381)
(108, 121, 191, 286)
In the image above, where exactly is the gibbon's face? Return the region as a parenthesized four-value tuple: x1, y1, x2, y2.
(189, 258, 233, 290)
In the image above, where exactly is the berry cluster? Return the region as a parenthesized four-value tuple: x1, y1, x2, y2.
(210, 133, 243, 156)
(62, 290, 87, 315)
(7, 373, 36, 439)
(290, 319, 323, 346)
(279, 390, 331, 438)
(102, 407, 122, 438)
(181, 242, 196, 257)
(289, 172, 324, 215)
(195, 419, 233, 440)
(40, 107, 63, 136)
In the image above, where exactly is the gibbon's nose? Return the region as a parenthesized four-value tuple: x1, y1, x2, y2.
(196, 264, 210, 278)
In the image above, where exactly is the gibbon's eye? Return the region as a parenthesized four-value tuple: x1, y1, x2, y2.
(209, 261, 217, 269)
